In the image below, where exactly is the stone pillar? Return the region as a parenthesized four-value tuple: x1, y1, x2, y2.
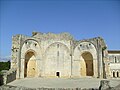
(100, 50, 103, 78)
(115, 71, 117, 78)
(93, 59, 98, 78)
(16, 50, 20, 79)
(20, 58, 25, 78)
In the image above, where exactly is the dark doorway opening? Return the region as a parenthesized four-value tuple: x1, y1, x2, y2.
(56, 72, 60, 77)
(117, 72, 119, 77)
(113, 72, 115, 77)
(82, 52, 94, 76)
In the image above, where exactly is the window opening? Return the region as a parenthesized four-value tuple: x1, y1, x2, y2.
(113, 72, 115, 77)
(117, 72, 119, 77)
(56, 72, 60, 77)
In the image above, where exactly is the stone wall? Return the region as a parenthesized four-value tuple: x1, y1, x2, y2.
(0, 75, 3, 85)
(11, 32, 110, 79)
(0, 69, 16, 85)
(108, 51, 120, 78)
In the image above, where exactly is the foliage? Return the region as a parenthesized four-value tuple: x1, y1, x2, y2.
(0, 61, 10, 72)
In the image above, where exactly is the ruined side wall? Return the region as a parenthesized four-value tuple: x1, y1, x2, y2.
(11, 35, 22, 79)
(108, 53, 120, 78)
(72, 37, 110, 78)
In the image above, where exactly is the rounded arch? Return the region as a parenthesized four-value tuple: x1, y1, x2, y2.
(73, 41, 97, 54)
(21, 39, 40, 49)
(21, 39, 42, 59)
(24, 51, 36, 77)
(44, 42, 71, 77)
(73, 41, 97, 60)
(20, 39, 42, 78)
(81, 51, 94, 76)
(73, 41, 98, 77)
(25, 49, 37, 57)
(44, 42, 70, 54)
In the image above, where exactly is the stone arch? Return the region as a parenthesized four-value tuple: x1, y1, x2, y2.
(44, 42, 71, 77)
(21, 39, 42, 60)
(24, 51, 36, 77)
(21, 39, 41, 49)
(20, 39, 42, 78)
(25, 49, 37, 57)
(44, 42, 70, 54)
(81, 51, 94, 76)
(73, 41, 97, 54)
(73, 41, 98, 77)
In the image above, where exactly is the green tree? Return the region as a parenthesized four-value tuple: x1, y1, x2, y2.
(0, 61, 10, 72)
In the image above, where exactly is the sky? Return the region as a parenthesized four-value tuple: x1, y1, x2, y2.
(0, 0, 120, 59)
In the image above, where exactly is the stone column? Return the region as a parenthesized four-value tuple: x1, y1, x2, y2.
(93, 59, 98, 78)
(20, 58, 25, 78)
(100, 51, 104, 78)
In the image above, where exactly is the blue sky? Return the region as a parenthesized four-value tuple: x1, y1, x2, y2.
(0, 0, 120, 58)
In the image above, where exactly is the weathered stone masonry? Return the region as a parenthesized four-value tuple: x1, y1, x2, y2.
(11, 32, 117, 79)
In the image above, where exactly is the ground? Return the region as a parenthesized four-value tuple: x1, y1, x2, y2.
(7, 77, 120, 89)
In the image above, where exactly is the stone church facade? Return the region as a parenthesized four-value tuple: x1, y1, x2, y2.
(11, 32, 120, 79)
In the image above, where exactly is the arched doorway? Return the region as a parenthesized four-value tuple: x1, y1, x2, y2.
(24, 52, 36, 77)
(81, 52, 94, 76)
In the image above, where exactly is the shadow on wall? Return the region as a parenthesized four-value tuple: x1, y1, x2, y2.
(0, 69, 16, 86)
(6, 70, 16, 84)
(0, 74, 3, 85)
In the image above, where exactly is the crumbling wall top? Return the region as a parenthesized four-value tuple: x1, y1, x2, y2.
(32, 32, 74, 40)
(72, 36, 107, 50)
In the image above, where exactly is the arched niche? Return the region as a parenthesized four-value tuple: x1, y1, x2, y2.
(44, 42, 71, 77)
(24, 51, 36, 77)
(81, 52, 94, 76)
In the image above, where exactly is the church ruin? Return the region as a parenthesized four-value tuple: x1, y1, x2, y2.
(11, 32, 120, 79)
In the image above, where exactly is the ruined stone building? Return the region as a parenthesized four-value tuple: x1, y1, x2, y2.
(11, 32, 120, 79)
(108, 51, 120, 78)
